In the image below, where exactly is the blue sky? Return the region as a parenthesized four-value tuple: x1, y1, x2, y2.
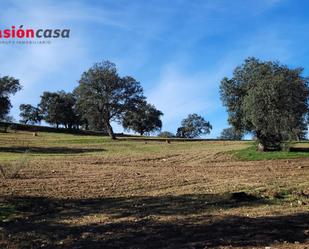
(1, 0, 309, 137)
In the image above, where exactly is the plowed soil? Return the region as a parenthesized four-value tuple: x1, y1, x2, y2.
(0, 131, 308, 248)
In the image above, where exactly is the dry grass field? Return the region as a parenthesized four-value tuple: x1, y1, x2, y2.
(0, 131, 308, 248)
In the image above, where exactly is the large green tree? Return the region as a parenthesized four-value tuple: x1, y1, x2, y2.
(0, 76, 21, 120)
(39, 91, 80, 129)
(122, 101, 163, 135)
(19, 104, 42, 124)
(75, 106, 105, 131)
(220, 57, 309, 150)
(218, 127, 243, 140)
(39, 92, 62, 128)
(74, 61, 145, 139)
(176, 113, 212, 138)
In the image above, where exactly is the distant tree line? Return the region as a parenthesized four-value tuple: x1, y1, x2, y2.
(16, 61, 213, 139)
(1, 57, 309, 148)
(17, 61, 163, 139)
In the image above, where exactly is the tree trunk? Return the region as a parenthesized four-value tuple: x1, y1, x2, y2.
(256, 131, 265, 151)
(106, 121, 116, 139)
(257, 142, 265, 152)
(98, 114, 104, 131)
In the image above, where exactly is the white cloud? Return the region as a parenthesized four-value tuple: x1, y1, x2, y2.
(147, 63, 223, 133)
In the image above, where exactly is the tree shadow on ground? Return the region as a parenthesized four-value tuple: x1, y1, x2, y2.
(0, 146, 105, 154)
(0, 195, 308, 248)
(289, 147, 309, 152)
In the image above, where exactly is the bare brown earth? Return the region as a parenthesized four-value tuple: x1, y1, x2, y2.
(0, 131, 308, 248)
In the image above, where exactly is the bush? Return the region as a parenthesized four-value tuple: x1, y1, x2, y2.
(158, 131, 175, 138)
(0, 150, 29, 179)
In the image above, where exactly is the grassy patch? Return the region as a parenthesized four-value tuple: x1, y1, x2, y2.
(0, 131, 249, 161)
(231, 145, 309, 161)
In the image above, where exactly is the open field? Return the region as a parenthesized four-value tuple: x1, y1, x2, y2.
(0, 131, 308, 248)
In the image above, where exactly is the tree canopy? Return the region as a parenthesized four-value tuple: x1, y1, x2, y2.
(122, 101, 163, 135)
(220, 57, 309, 150)
(19, 104, 42, 125)
(176, 113, 212, 138)
(218, 127, 243, 140)
(74, 61, 145, 139)
(39, 91, 80, 129)
(0, 76, 21, 120)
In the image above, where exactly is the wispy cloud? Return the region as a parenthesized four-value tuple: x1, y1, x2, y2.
(147, 63, 222, 130)
(147, 24, 296, 137)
